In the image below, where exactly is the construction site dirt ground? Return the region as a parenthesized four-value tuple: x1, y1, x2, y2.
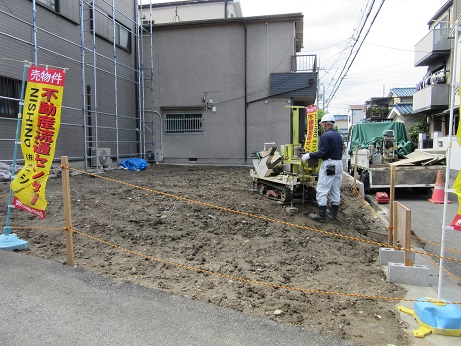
(1, 164, 414, 345)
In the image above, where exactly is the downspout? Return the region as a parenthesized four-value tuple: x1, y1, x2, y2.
(224, 0, 228, 18)
(244, 22, 248, 164)
(134, 1, 141, 154)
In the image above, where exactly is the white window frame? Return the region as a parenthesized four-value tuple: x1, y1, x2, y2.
(164, 113, 203, 134)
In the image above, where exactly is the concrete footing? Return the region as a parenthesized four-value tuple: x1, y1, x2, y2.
(379, 247, 415, 265)
(388, 262, 431, 286)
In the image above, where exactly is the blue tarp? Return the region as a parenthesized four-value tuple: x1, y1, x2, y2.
(120, 158, 149, 171)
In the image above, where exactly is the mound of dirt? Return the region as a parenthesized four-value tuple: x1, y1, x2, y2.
(1, 164, 411, 345)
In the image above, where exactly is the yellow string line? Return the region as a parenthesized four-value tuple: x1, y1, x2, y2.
(417, 248, 461, 283)
(7, 223, 460, 304)
(352, 187, 389, 225)
(352, 186, 461, 264)
(68, 167, 461, 265)
(9, 226, 66, 231)
(70, 227, 460, 304)
(415, 235, 461, 257)
(5, 168, 460, 300)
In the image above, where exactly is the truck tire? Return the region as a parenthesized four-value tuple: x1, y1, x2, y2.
(360, 172, 370, 193)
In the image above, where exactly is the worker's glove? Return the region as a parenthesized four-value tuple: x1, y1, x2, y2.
(301, 153, 310, 161)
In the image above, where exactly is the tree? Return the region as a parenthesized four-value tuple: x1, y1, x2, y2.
(317, 109, 325, 120)
(407, 121, 429, 145)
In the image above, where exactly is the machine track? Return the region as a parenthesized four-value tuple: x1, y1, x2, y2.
(254, 179, 315, 204)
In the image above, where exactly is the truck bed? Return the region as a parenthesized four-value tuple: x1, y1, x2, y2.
(366, 164, 444, 189)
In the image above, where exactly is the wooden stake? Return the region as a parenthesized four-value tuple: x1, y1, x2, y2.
(404, 207, 412, 266)
(353, 145, 359, 192)
(388, 164, 396, 246)
(61, 156, 74, 266)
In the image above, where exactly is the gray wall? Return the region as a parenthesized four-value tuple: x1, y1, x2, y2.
(0, 0, 138, 165)
(1, 2, 306, 167)
(146, 18, 300, 164)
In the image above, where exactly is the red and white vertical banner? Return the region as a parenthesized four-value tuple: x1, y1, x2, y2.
(304, 105, 318, 153)
(451, 111, 461, 230)
(10, 66, 66, 219)
(451, 164, 461, 231)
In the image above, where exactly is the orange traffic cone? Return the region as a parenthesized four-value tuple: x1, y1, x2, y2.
(429, 170, 451, 204)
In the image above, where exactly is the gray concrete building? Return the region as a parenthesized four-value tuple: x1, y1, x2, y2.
(1, 1, 317, 167)
(145, 13, 317, 164)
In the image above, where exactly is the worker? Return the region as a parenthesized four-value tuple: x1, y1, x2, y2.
(302, 113, 343, 222)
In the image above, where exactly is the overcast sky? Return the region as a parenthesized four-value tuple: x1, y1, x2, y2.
(146, 0, 448, 114)
(240, 0, 448, 114)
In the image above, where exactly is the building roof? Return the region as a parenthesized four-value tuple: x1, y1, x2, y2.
(393, 103, 413, 114)
(428, 1, 452, 26)
(387, 103, 413, 119)
(349, 105, 363, 110)
(142, 0, 235, 8)
(389, 87, 416, 97)
(149, 12, 304, 51)
(140, 0, 243, 18)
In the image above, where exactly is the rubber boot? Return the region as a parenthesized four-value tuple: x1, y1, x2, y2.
(309, 206, 327, 223)
(328, 205, 339, 220)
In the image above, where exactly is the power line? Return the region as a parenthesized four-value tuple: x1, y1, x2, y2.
(325, 0, 386, 109)
(324, 0, 376, 99)
(321, 0, 376, 101)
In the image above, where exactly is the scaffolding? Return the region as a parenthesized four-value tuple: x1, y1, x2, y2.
(0, 0, 154, 170)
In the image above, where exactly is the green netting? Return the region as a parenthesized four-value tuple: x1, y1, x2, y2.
(348, 122, 414, 157)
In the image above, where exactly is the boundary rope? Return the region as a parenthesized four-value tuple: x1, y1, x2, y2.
(3, 167, 461, 304)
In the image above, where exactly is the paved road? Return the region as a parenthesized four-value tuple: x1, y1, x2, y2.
(392, 175, 460, 282)
(1, 250, 356, 346)
(367, 174, 461, 290)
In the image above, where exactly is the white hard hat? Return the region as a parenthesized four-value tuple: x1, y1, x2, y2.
(320, 113, 335, 123)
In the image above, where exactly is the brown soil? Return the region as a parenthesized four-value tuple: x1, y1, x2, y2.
(0, 164, 411, 345)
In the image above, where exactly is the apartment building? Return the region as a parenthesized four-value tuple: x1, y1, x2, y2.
(413, 0, 460, 170)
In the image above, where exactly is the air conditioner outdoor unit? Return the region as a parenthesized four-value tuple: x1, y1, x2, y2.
(90, 148, 111, 167)
(142, 19, 154, 26)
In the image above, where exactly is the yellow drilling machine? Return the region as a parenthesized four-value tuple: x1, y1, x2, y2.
(250, 105, 321, 204)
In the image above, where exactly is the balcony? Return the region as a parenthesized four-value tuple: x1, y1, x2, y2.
(269, 55, 318, 104)
(291, 55, 317, 72)
(414, 28, 450, 67)
(364, 97, 391, 121)
(412, 84, 449, 113)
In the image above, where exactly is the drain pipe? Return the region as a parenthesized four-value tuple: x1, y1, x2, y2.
(244, 22, 248, 164)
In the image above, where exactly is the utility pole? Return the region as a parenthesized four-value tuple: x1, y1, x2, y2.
(322, 85, 325, 112)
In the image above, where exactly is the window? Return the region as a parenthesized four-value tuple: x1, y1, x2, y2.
(164, 114, 203, 134)
(34, 0, 79, 23)
(96, 13, 132, 52)
(0, 76, 21, 119)
(115, 22, 131, 52)
(36, 0, 57, 11)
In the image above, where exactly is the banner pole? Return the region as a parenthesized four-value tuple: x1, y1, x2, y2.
(437, 24, 460, 301)
(0, 62, 30, 251)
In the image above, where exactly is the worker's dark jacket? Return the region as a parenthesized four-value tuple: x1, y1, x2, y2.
(310, 128, 343, 160)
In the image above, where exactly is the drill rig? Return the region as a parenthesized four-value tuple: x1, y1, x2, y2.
(250, 105, 321, 203)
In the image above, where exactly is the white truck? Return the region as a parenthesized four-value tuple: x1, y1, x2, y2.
(346, 122, 445, 193)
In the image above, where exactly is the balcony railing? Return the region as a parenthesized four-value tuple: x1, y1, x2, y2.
(291, 54, 317, 72)
(412, 84, 449, 113)
(414, 28, 450, 67)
